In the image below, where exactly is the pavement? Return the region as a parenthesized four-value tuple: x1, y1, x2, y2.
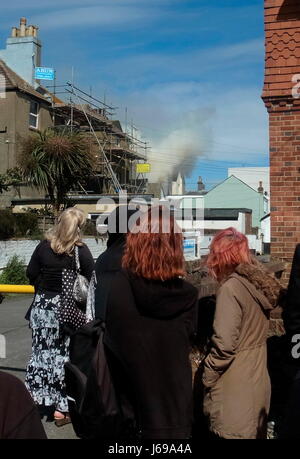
(0, 294, 77, 439)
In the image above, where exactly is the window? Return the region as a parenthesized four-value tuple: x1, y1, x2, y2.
(29, 101, 39, 129)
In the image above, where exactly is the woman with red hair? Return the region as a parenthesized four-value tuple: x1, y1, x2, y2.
(98, 206, 198, 439)
(202, 227, 283, 439)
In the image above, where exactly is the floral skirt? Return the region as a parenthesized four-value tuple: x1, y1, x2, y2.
(25, 291, 70, 412)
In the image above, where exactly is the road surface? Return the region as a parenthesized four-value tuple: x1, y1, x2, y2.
(0, 294, 77, 439)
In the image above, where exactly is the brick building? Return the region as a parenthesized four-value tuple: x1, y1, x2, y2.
(0, 18, 148, 206)
(263, 0, 300, 274)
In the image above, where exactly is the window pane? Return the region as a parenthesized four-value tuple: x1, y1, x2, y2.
(30, 101, 38, 115)
(29, 114, 37, 128)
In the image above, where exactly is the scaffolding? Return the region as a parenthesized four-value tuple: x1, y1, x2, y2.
(47, 82, 149, 195)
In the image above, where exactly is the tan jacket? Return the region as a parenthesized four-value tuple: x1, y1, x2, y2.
(202, 263, 283, 439)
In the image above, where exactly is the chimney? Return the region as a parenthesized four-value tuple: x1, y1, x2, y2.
(258, 181, 264, 194)
(197, 176, 205, 192)
(20, 17, 27, 37)
(0, 17, 42, 86)
(11, 27, 18, 38)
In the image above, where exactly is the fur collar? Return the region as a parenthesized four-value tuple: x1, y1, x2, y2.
(234, 263, 285, 309)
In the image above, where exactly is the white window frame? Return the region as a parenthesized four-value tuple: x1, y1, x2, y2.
(29, 101, 39, 129)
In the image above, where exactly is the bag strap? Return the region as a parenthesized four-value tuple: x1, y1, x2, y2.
(74, 245, 80, 273)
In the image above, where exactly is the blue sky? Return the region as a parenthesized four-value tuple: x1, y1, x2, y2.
(0, 0, 268, 190)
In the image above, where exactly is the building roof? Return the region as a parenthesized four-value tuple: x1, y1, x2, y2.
(204, 208, 252, 220)
(0, 59, 51, 102)
(11, 194, 154, 206)
(228, 167, 270, 195)
(260, 213, 270, 222)
(185, 191, 207, 196)
(207, 174, 266, 196)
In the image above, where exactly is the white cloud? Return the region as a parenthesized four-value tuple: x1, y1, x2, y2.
(95, 38, 264, 88)
(30, 5, 156, 29)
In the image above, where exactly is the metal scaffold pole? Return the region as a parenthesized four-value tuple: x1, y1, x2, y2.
(70, 84, 123, 193)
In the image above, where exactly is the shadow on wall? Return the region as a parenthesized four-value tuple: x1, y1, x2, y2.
(277, 0, 300, 20)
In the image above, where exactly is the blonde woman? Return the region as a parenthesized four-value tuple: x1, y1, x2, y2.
(25, 208, 94, 426)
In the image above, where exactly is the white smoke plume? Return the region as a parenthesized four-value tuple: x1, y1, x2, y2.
(147, 108, 213, 184)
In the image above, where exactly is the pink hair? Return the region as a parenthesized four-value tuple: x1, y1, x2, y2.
(206, 227, 252, 281)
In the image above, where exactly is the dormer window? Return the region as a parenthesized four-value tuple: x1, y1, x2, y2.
(29, 101, 39, 129)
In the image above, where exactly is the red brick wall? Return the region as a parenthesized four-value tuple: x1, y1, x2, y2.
(263, 0, 300, 276)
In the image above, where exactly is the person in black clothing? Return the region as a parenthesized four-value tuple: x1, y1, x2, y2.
(0, 371, 47, 439)
(98, 205, 198, 439)
(25, 207, 94, 426)
(280, 244, 300, 438)
(92, 205, 137, 320)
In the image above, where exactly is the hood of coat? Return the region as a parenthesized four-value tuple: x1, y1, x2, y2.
(95, 238, 125, 276)
(230, 263, 284, 311)
(128, 274, 198, 319)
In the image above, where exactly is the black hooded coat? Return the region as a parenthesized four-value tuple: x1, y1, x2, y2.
(94, 206, 198, 439)
(103, 271, 198, 439)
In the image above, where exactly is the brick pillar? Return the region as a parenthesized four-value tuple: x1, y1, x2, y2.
(263, 0, 300, 279)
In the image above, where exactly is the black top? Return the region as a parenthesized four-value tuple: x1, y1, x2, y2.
(284, 244, 300, 335)
(283, 244, 300, 369)
(102, 270, 198, 439)
(0, 371, 47, 439)
(26, 240, 95, 294)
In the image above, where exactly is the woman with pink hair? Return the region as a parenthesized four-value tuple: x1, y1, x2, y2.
(202, 227, 283, 439)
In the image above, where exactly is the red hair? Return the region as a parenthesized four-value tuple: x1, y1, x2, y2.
(122, 206, 185, 281)
(206, 227, 252, 281)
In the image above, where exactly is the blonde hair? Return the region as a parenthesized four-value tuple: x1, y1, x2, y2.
(46, 207, 86, 255)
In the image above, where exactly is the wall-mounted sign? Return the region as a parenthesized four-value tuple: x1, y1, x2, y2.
(183, 238, 196, 259)
(35, 67, 55, 81)
(136, 163, 151, 174)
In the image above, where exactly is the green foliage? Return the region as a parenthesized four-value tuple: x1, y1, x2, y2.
(0, 210, 15, 239)
(26, 206, 55, 217)
(0, 174, 9, 194)
(0, 255, 28, 285)
(18, 128, 97, 213)
(14, 213, 39, 237)
(0, 168, 23, 194)
(0, 210, 42, 239)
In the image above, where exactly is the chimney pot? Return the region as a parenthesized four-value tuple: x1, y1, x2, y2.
(19, 18, 27, 37)
(32, 26, 39, 38)
(258, 181, 264, 194)
(11, 27, 18, 38)
(197, 176, 205, 192)
(27, 25, 34, 37)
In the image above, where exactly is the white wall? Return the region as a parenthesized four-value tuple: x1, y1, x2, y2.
(203, 212, 246, 233)
(261, 216, 270, 244)
(0, 238, 107, 271)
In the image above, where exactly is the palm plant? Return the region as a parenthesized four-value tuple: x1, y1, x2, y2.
(18, 128, 96, 213)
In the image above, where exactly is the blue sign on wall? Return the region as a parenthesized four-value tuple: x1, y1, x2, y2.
(183, 238, 196, 259)
(35, 67, 55, 81)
